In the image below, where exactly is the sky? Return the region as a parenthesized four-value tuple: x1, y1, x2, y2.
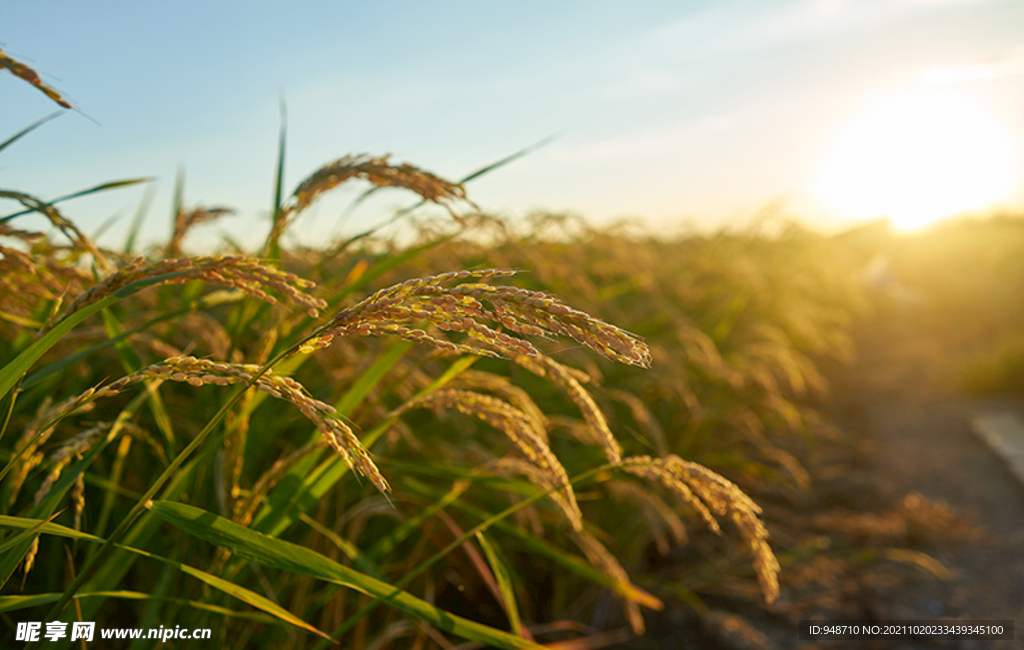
(2, 0, 1024, 249)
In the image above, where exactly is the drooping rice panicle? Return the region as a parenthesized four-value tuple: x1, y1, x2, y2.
(7, 395, 97, 506)
(301, 269, 651, 367)
(0, 47, 72, 108)
(167, 206, 234, 256)
(267, 154, 469, 245)
(452, 370, 549, 442)
(516, 355, 622, 463)
(0, 243, 91, 331)
(71, 473, 86, 531)
(395, 388, 582, 531)
(0, 189, 113, 272)
(58, 255, 328, 326)
(23, 538, 39, 576)
(32, 421, 110, 506)
(60, 356, 388, 494)
(487, 457, 582, 531)
(288, 154, 467, 214)
(621, 454, 780, 604)
(0, 223, 47, 242)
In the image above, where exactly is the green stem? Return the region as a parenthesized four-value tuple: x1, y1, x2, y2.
(0, 386, 16, 446)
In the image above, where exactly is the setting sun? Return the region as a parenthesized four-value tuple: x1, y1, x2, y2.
(813, 89, 1019, 231)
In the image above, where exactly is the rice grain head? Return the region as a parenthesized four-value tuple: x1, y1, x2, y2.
(59, 255, 327, 328)
(66, 356, 388, 494)
(396, 388, 583, 531)
(0, 47, 72, 108)
(303, 269, 651, 368)
(621, 454, 780, 604)
(516, 355, 622, 463)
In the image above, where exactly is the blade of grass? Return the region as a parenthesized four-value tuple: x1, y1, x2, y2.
(0, 591, 278, 623)
(264, 97, 287, 261)
(0, 511, 61, 555)
(0, 178, 151, 222)
(147, 500, 546, 650)
(90, 209, 125, 242)
(123, 182, 155, 254)
(0, 515, 329, 639)
(0, 112, 62, 154)
(476, 530, 523, 636)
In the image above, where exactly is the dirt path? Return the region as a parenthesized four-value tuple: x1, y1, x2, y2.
(820, 315, 1024, 647)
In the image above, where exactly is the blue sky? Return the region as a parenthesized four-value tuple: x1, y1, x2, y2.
(3, 0, 1024, 249)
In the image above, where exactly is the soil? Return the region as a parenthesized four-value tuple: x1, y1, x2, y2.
(616, 310, 1024, 649)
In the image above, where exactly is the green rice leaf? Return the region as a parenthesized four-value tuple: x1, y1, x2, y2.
(148, 500, 546, 650)
(0, 514, 329, 639)
(476, 531, 523, 636)
(0, 591, 277, 623)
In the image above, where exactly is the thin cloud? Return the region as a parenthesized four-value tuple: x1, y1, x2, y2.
(546, 116, 737, 165)
(922, 48, 1024, 83)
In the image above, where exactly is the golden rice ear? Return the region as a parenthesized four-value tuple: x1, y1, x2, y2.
(486, 457, 582, 532)
(304, 269, 651, 367)
(395, 388, 582, 531)
(59, 255, 328, 328)
(621, 454, 780, 605)
(267, 154, 469, 245)
(167, 206, 234, 256)
(63, 357, 389, 495)
(32, 422, 111, 507)
(515, 355, 622, 463)
(0, 190, 112, 273)
(288, 154, 467, 215)
(0, 47, 72, 108)
(453, 370, 549, 441)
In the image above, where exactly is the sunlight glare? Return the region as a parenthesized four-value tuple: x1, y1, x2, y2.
(813, 89, 1018, 231)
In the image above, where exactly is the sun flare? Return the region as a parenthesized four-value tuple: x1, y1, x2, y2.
(813, 89, 1018, 231)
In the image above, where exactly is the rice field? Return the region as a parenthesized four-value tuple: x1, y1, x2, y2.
(3, 48, 1022, 649)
